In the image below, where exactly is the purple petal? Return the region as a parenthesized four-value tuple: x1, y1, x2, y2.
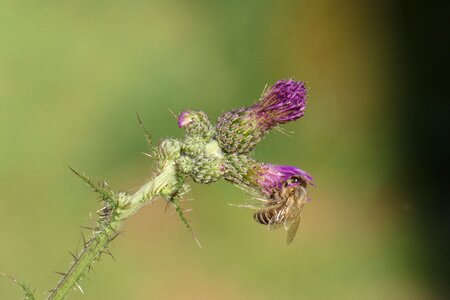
(178, 110, 192, 128)
(256, 164, 313, 195)
(255, 79, 307, 128)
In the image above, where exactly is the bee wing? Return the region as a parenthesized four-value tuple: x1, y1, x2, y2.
(286, 212, 301, 244)
(285, 186, 308, 244)
(268, 221, 284, 231)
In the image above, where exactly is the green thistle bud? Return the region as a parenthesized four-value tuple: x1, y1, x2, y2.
(222, 154, 259, 187)
(157, 139, 182, 163)
(175, 155, 194, 175)
(178, 134, 225, 184)
(181, 136, 206, 157)
(178, 110, 214, 139)
(190, 154, 223, 184)
(216, 108, 264, 154)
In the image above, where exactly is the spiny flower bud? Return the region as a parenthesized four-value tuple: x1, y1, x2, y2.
(176, 153, 224, 184)
(216, 79, 307, 154)
(175, 155, 193, 175)
(157, 139, 182, 161)
(222, 154, 258, 187)
(190, 154, 224, 184)
(178, 110, 214, 138)
(216, 108, 264, 154)
(182, 136, 206, 157)
(178, 132, 225, 184)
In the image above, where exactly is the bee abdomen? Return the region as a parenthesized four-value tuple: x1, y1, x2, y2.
(254, 209, 275, 225)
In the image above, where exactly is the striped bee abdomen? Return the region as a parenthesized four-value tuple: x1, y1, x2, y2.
(254, 208, 279, 225)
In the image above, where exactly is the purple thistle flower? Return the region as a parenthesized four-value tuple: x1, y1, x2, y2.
(216, 79, 307, 154)
(254, 79, 307, 129)
(254, 164, 313, 195)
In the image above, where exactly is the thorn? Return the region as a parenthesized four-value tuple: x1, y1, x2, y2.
(108, 231, 122, 243)
(0, 271, 10, 279)
(171, 200, 202, 248)
(275, 126, 294, 137)
(102, 248, 116, 262)
(0, 271, 17, 284)
(193, 235, 203, 249)
(75, 282, 84, 294)
(68, 166, 83, 179)
(181, 197, 194, 202)
(75, 241, 80, 258)
(79, 225, 93, 230)
(136, 113, 152, 148)
(164, 200, 171, 213)
(0, 271, 36, 299)
(168, 109, 178, 119)
(121, 201, 132, 210)
(259, 84, 269, 100)
(81, 232, 87, 247)
(136, 112, 144, 126)
(87, 264, 95, 273)
(142, 152, 153, 158)
(189, 228, 203, 249)
(68, 250, 77, 260)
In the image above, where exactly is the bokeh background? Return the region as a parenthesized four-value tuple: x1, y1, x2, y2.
(1, 1, 447, 299)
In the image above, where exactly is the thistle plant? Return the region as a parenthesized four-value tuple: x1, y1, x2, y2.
(5, 79, 313, 299)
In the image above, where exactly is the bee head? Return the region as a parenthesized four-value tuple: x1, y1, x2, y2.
(285, 175, 306, 188)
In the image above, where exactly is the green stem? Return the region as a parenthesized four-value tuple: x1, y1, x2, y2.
(47, 162, 178, 300)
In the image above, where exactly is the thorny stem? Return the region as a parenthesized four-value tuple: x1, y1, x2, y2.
(42, 79, 311, 299)
(47, 162, 178, 300)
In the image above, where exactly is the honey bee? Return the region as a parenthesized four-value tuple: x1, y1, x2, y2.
(253, 176, 308, 244)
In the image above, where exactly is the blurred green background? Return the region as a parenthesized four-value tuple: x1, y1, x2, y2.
(1, 1, 446, 299)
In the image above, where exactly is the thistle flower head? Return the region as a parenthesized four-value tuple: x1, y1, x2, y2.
(251, 164, 313, 195)
(254, 79, 307, 129)
(216, 79, 307, 154)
